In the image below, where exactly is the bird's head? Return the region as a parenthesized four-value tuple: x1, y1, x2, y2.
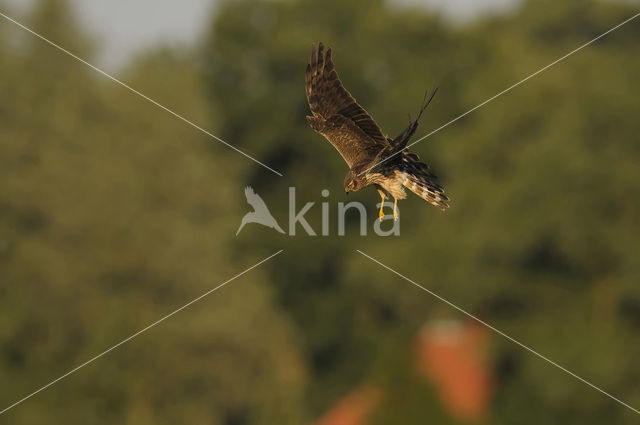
(344, 170, 364, 194)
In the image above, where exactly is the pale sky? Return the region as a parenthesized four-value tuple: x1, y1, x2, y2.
(3, 0, 520, 70)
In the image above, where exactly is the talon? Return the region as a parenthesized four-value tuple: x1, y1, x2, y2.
(377, 190, 386, 222)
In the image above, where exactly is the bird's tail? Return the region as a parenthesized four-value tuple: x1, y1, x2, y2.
(399, 152, 449, 211)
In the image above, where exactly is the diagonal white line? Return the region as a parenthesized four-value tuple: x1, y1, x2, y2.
(356, 249, 640, 415)
(0, 11, 283, 177)
(0, 250, 283, 415)
(360, 11, 640, 176)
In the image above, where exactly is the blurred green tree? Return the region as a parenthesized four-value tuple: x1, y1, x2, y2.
(1, 1, 306, 424)
(1, 0, 639, 423)
(202, 0, 640, 423)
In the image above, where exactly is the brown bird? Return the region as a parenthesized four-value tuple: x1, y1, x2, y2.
(305, 42, 449, 221)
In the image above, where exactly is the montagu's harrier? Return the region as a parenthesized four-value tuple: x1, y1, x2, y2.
(305, 42, 449, 221)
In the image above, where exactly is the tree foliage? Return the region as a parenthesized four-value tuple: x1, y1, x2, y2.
(1, 0, 639, 423)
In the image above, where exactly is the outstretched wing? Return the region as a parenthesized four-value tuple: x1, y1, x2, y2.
(390, 88, 438, 152)
(305, 42, 389, 168)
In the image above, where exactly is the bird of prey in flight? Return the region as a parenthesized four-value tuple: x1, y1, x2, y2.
(305, 42, 449, 221)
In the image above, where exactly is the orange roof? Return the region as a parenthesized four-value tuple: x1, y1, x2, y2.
(314, 319, 493, 424)
(313, 386, 380, 425)
(415, 320, 493, 422)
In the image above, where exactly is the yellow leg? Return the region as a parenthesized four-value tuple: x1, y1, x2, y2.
(393, 198, 399, 221)
(378, 192, 386, 222)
